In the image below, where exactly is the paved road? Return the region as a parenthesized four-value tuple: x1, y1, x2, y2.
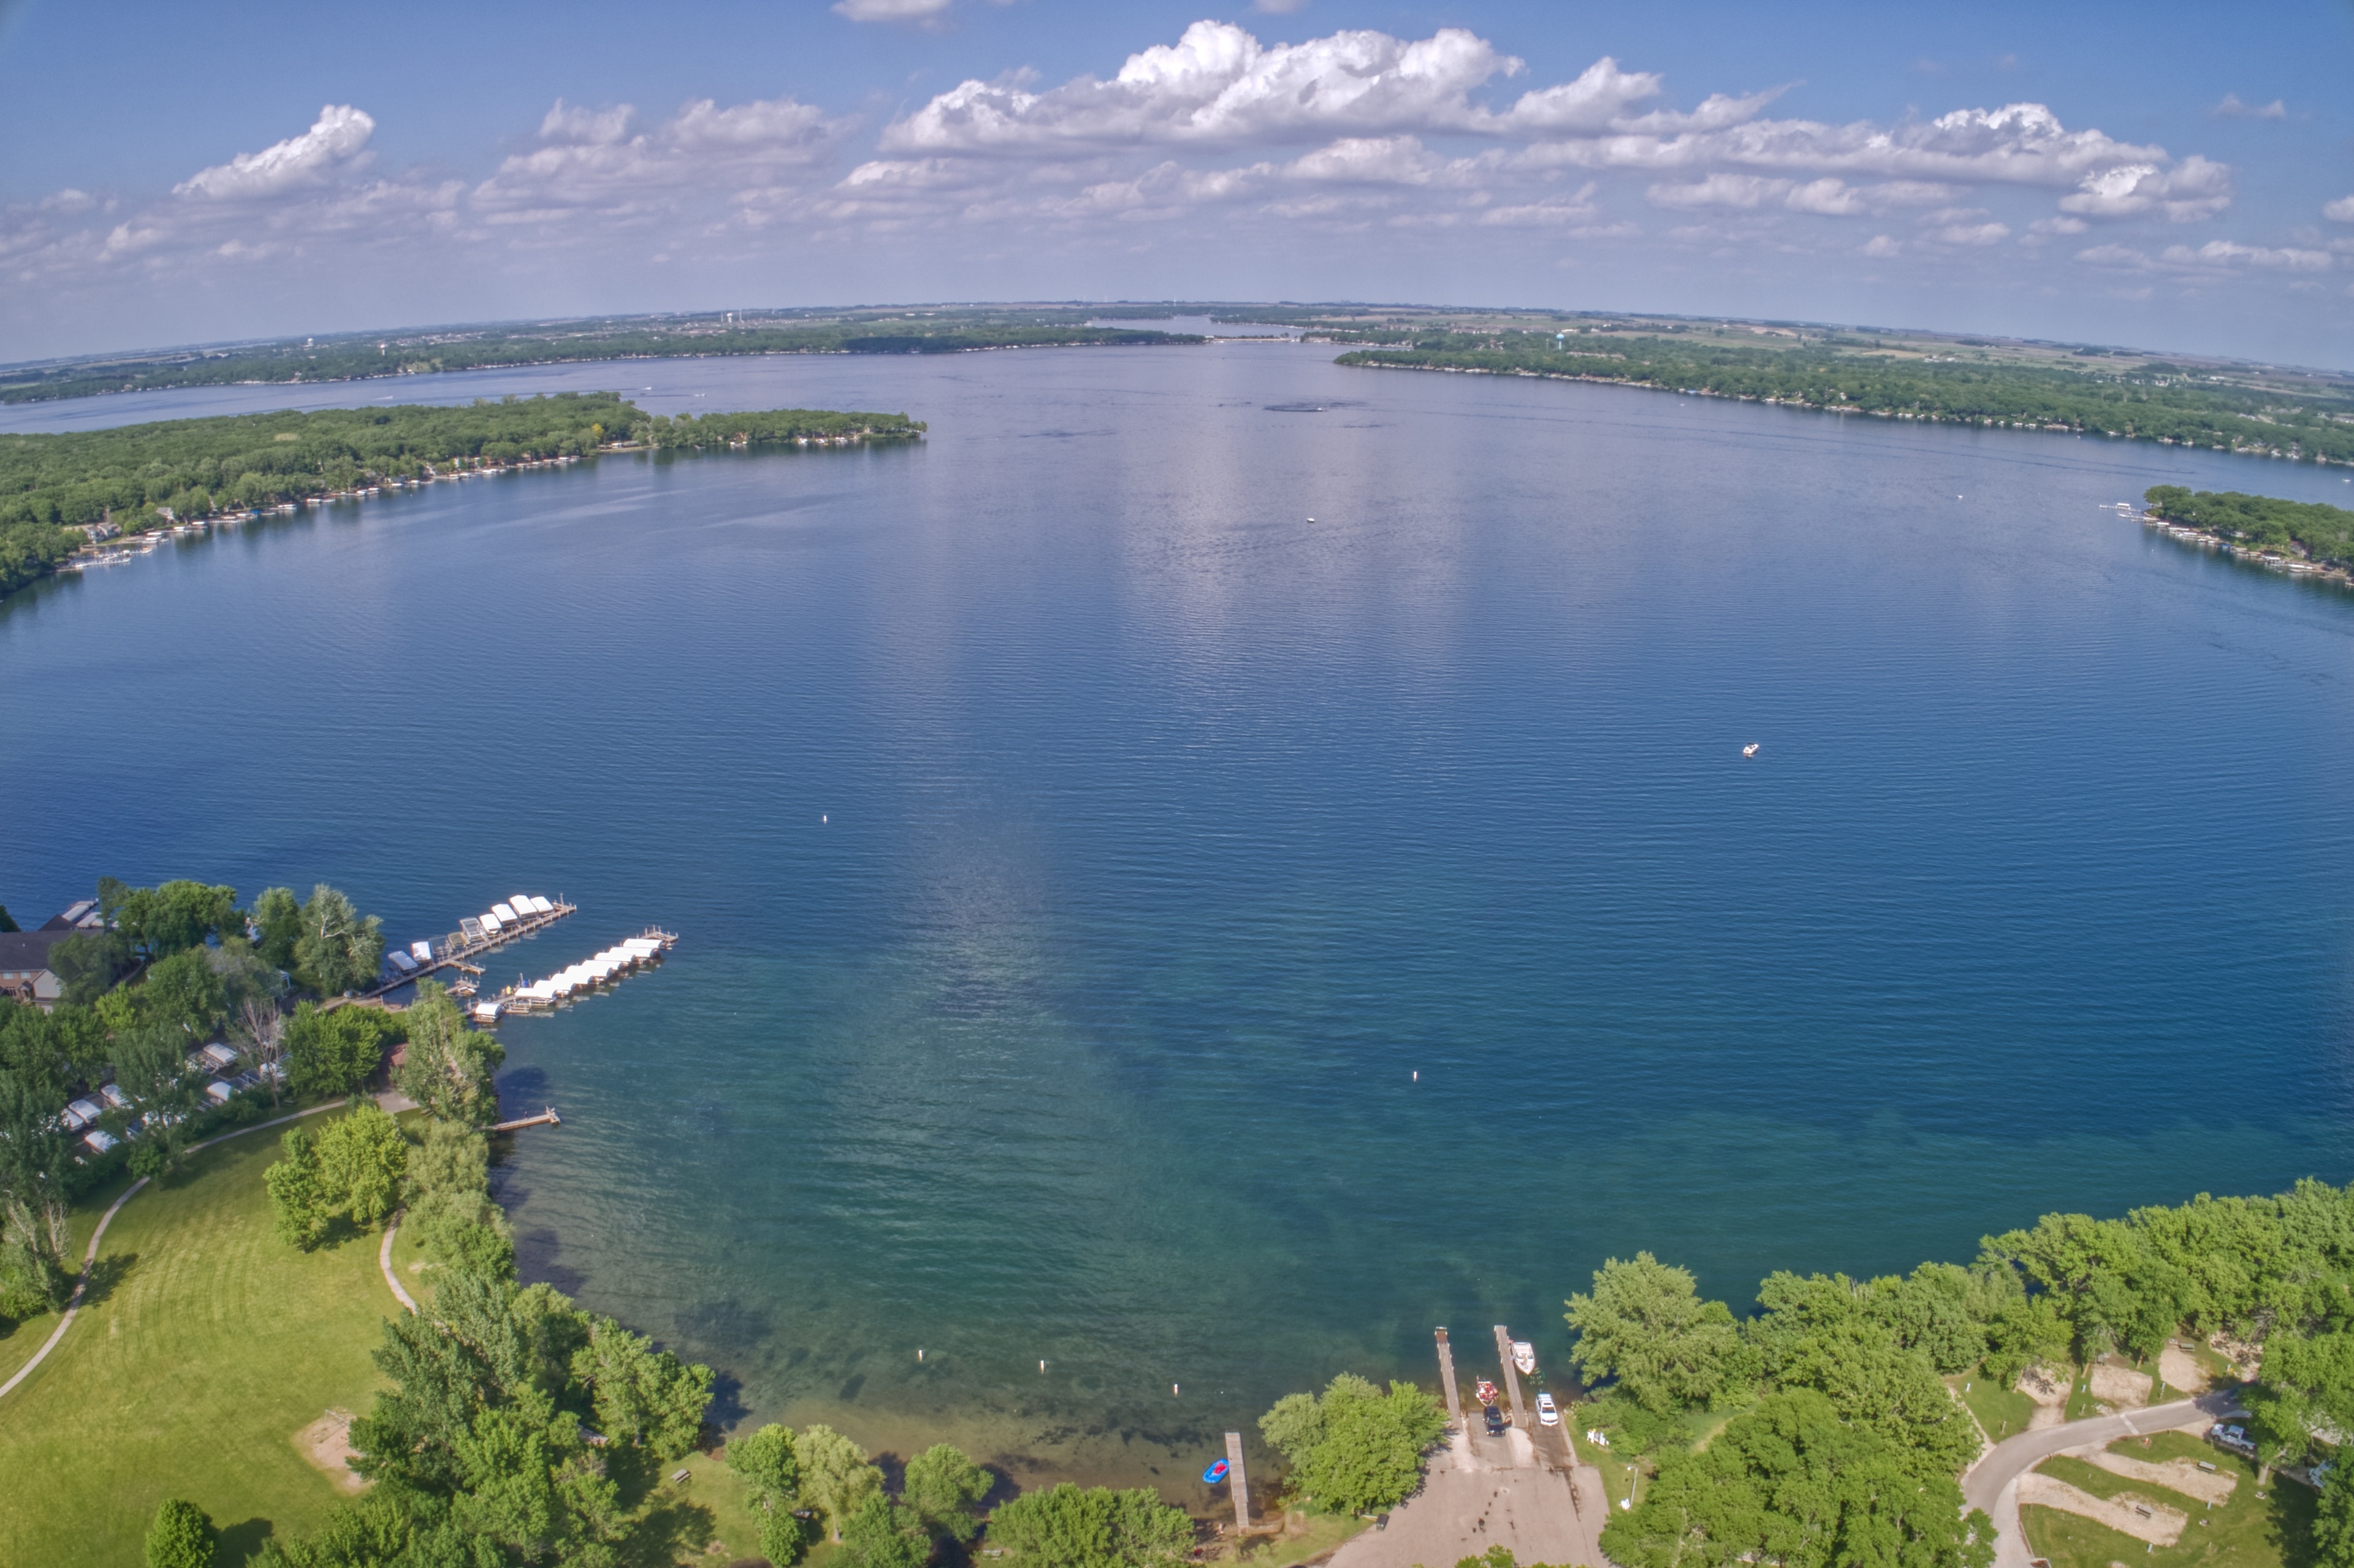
(1962, 1393, 2239, 1568)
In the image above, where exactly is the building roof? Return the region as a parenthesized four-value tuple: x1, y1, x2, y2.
(0, 927, 75, 975)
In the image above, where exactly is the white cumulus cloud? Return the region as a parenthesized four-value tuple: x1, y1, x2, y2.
(174, 105, 375, 200)
(2326, 195, 2354, 223)
(2057, 154, 2231, 222)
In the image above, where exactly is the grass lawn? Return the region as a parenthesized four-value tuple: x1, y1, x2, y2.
(0, 1109, 775, 1567)
(1216, 1511, 1369, 1566)
(0, 1122, 394, 1566)
(1956, 1368, 2038, 1445)
(0, 1166, 136, 1390)
(2021, 1432, 2316, 1568)
(1567, 1423, 1644, 1510)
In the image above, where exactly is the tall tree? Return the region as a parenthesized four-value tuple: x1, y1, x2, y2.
(904, 1443, 991, 1543)
(985, 1484, 1194, 1568)
(285, 1002, 398, 1100)
(251, 886, 302, 974)
(144, 1499, 218, 1568)
(396, 983, 503, 1125)
(795, 1425, 885, 1542)
(726, 1424, 809, 1566)
(1566, 1252, 1740, 1414)
(571, 1316, 714, 1460)
(293, 884, 384, 998)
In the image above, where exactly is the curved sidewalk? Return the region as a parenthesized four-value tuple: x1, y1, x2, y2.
(1963, 1392, 2239, 1568)
(0, 1094, 409, 1409)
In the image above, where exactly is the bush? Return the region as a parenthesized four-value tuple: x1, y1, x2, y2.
(145, 1498, 216, 1568)
(985, 1483, 1193, 1568)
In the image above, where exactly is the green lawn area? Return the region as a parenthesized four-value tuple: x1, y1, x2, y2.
(0, 1108, 774, 1567)
(2022, 1432, 2317, 1568)
(1956, 1367, 2038, 1444)
(1219, 1511, 1369, 1566)
(0, 1166, 135, 1390)
(0, 1121, 394, 1565)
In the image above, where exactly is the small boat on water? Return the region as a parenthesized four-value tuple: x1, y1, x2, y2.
(1512, 1341, 1536, 1376)
(1475, 1379, 1499, 1406)
(1742, 743, 1760, 758)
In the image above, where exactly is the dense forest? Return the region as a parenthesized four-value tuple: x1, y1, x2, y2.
(0, 311, 1197, 405)
(2144, 485, 2354, 564)
(1337, 333, 2354, 466)
(0, 393, 923, 599)
(1582, 1178, 2354, 1568)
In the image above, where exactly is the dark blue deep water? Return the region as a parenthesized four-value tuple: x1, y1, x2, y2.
(4, 344, 2352, 1488)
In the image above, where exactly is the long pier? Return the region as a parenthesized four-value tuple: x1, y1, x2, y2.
(492, 1108, 562, 1133)
(326, 897, 577, 1011)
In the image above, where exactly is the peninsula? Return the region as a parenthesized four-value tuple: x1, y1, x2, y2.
(0, 392, 923, 600)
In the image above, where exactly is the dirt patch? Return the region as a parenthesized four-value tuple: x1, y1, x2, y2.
(2017, 1474, 2186, 1545)
(2020, 1364, 2073, 1429)
(2077, 1448, 2237, 1506)
(2210, 1332, 2261, 1382)
(2157, 1345, 2209, 1395)
(2089, 1363, 2154, 1410)
(295, 1409, 367, 1493)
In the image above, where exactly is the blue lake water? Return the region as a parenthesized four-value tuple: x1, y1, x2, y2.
(4, 344, 2352, 1490)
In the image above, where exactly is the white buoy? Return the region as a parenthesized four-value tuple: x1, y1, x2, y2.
(1040, 1360, 1047, 1373)
(918, 1349, 924, 1361)
(1412, 1070, 1419, 1081)
(823, 814, 829, 823)
(1174, 1383, 1180, 1395)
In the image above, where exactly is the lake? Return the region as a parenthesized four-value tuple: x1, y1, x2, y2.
(4, 343, 2352, 1493)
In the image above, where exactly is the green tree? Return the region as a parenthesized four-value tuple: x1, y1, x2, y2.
(114, 880, 239, 960)
(1601, 1390, 1993, 1568)
(904, 1442, 991, 1543)
(1567, 1253, 1740, 1414)
(140, 947, 230, 1038)
(986, 1483, 1194, 1568)
(2315, 1458, 2354, 1568)
(727, 1423, 809, 1566)
(251, 886, 302, 973)
(795, 1424, 885, 1541)
(396, 982, 505, 1125)
(404, 1116, 510, 1273)
(571, 1315, 713, 1460)
(2248, 1330, 2354, 1473)
(266, 1125, 331, 1247)
(145, 1498, 217, 1568)
(842, 1493, 930, 1568)
(292, 884, 384, 998)
(49, 929, 130, 1006)
(1297, 1377, 1446, 1515)
(315, 1102, 409, 1229)
(284, 1002, 398, 1100)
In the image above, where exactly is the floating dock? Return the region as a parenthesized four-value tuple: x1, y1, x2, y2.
(474, 928, 678, 1023)
(331, 894, 577, 1011)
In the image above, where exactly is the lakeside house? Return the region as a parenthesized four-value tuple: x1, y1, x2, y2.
(0, 899, 109, 1008)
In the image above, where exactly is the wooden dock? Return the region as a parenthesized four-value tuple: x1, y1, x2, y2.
(327, 899, 577, 1011)
(491, 1108, 562, 1133)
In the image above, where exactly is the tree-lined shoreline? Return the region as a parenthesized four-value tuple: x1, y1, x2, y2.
(0, 392, 924, 601)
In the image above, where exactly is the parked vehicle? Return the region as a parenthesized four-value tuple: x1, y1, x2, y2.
(1484, 1406, 1509, 1437)
(1536, 1392, 1560, 1427)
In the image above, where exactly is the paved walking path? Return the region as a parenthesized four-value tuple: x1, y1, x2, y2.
(1963, 1393, 2239, 1568)
(379, 1217, 418, 1314)
(0, 1093, 411, 1409)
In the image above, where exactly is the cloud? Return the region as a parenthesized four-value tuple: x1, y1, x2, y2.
(2057, 154, 2230, 222)
(474, 95, 841, 222)
(173, 105, 375, 200)
(2076, 240, 2330, 276)
(2212, 94, 2286, 120)
(1647, 173, 1788, 210)
(1926, 219, 2009, 246)
(2160, 240, 2329, 272)
(883, 21, 1522, 151)
(2326, 195, 2354, 223)
(1862, 234, 1901, 257)
(833, 0, 953, 20)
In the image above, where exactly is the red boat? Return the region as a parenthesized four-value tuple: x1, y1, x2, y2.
(1474, 1379, 1499, 1406)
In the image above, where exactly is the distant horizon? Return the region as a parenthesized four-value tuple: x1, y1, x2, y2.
(9, 299, 2347, 383)
(3, 1, 2345, 367)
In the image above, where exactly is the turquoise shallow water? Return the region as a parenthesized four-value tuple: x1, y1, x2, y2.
(3, 344, 2353, 1490)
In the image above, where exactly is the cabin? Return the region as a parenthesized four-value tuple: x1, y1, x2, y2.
(199, 1043, 239, 1073)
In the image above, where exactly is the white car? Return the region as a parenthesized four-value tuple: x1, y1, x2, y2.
(1536, 1392, 1560, 1427)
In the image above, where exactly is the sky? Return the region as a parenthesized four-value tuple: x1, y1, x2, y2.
(1, 0, 2350, 367)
